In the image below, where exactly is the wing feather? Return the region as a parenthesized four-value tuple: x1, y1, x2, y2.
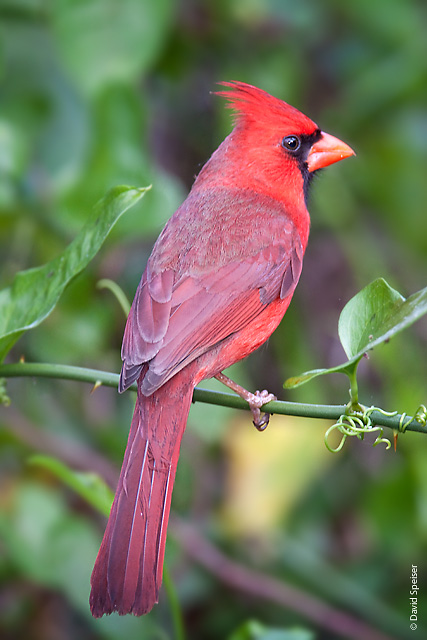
(120, 189, 304, 395)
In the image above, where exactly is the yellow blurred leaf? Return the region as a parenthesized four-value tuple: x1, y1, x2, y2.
(222, 415, 334, 536)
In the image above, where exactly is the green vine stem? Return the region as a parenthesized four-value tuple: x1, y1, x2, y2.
(325, 408, 392, 453)
(325, 404, 427, 453)
(97, 279, 131, 317)
(162, 567, 186, 640)
(1, 361, 426, 437)
(347, 363, 360, 409)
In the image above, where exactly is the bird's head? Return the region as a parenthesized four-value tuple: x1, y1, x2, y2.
(215, 81, 355, 205)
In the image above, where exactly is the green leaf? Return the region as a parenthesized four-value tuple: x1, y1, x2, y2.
(229, 620, 314, 640)
(0, 185, 150, 361)
(29, 455, 114, 517)
(285, 278, 427, 389)
(285, 366, 337, 389)
(338, 278, 405, 359)
(51, 0, 174, 96)
(284, 362, 359, 390)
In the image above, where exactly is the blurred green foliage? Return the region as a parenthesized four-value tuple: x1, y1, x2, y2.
(0, 0, 426, 639)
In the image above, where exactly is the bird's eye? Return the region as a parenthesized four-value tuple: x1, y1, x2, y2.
(281, 135, 301, 151)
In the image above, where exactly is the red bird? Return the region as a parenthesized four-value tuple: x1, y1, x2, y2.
(90, 81, 354, 617)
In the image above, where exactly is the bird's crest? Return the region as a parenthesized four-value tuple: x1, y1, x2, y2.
(216, 81, 317, 134)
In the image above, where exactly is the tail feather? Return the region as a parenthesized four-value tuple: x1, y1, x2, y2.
(90, 375, 194, 616)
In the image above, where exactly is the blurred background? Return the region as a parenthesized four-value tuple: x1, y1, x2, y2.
(1, 1, 427, 638)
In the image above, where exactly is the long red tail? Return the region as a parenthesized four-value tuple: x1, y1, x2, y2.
(90, 373, 194, 616)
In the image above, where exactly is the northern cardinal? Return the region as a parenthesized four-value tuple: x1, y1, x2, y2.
(90, 81, 354, 616)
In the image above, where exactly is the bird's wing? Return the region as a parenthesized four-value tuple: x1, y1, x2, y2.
(120, 191, 303, 394)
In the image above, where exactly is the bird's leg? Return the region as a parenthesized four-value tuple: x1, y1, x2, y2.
(214, 372, 277, 431)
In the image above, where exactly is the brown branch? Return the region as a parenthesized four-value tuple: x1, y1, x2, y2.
(170, 516, 394, 640)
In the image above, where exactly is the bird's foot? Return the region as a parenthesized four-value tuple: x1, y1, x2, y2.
(249, 389, 277, 431)
(214, 372, 276, 431)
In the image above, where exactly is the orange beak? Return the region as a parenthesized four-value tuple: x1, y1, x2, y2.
(307, 131, 355, 173)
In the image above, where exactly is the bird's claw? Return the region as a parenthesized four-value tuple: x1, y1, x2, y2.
(249, 389, 276, 431)
(252, 411, 270, 431)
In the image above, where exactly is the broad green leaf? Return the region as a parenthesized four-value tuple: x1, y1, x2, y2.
(29, 455, 114, 516)
(339, 278, 427, 360)
(338, 278, 404, 359)
(285, 278, 427, 389)
(0, 185, 150, 361)
(51, 0, 174, 96)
